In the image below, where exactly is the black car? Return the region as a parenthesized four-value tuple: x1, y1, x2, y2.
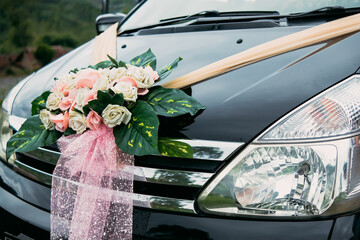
(1, 0, 360, 239)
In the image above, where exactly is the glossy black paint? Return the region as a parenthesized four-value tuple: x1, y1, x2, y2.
(4, 5, 360, 240)
(12, 27, 360, 143)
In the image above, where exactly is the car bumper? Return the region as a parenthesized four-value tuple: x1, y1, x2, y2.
(0, 160, 358, 240)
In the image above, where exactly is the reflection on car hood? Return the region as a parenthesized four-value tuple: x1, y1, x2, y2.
(12, 26, 360, 143)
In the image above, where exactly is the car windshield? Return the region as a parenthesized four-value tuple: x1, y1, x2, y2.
(120, 0, 360, 30)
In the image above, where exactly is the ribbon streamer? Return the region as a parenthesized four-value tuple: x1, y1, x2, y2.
(163, 13, 360, 89)
(51, 124, 134, 239)
(91, 22, 118, 65)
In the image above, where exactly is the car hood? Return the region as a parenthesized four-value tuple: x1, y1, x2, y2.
(12, 25, 360, 143)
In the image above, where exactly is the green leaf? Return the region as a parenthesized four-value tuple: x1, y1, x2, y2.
(158, 57, 182, 80)
(130, 48, 156, 69)
(83, 104, 91, 115)
(69, 68, 79, 74)
(91, 60, 112, 70)
(158, 138, 193, 158)
(88, 91, 125, 115)
(97, 90, 112, 104)
(114, 100, 159, 156)
(118, 60, 128, 69)
(64, 128, 76, 136)
(107, 54, 119, 67)
(88, 99, 105, 115)
(6, 115, 62, 159)
(143, 86, 206, 117)
(31, 91, 51, 115)
(111, 93, 124, 106)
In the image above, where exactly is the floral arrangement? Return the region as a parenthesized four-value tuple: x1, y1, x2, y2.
(6, 49, 205, 159)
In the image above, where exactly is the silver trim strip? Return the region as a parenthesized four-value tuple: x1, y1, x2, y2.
(134, 167, 213, 187)
(13, 160, 53, 186)
(133, 193, 195, 214)
(13, 160, 195, 213)
(24, 148, 60, 165)
(9, 116, 243, 161)
(178, 139, 243, 160)
(16, 152, 213, 187)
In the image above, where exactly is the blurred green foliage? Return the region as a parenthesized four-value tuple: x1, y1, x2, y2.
(34, 43, 55, 65)
(0, 0, 138, 54)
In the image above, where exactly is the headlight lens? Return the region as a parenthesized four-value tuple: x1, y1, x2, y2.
(260, 75, 360, 140)
(197, 75, 360, 218)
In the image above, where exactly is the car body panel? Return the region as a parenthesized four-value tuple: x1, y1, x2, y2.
(2, 3, 360, 239)
(12, 29, 360, 143)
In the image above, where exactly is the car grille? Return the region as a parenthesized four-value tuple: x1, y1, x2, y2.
(9, 116, 243, 214)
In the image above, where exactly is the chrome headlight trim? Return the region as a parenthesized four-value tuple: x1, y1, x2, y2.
(197, 74, 360, 219)
(255, 74, 360, 143)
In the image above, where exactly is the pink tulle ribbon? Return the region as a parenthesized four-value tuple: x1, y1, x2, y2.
(51, 124, 134, 239)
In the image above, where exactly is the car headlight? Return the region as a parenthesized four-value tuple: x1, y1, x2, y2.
(197, 74, 360, 218)
(0, 74, 33, 163)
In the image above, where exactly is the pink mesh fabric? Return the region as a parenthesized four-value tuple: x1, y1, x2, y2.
(51, 124, 134, 240)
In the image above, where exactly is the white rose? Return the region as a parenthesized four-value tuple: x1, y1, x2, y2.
(102, 104, 132, 128)
(127, 65, 154, 89)
(93, 77, 109, 91)
(39, 109, 55, 130)
(57, 72, 74, 85)
(74, 88, 90, 112)
(109, 67, 128, 81)
(98, 68, 111, 82)
(46, 90, 64, 110)
(69, 111, 87, 134)
(63, 78, 77, 94)
(111, 81, 138, 102)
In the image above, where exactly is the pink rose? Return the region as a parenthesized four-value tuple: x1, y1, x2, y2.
(83, 90, 98, 106)
(115, 76, 138, 88)
(59, 89, 77, 111)
(76, 69, 101, 89)
(50, 111, 69, 132)
(86, 110, 102, 130)
(51, 82, 67, 94)
(144, 66, 159, 81)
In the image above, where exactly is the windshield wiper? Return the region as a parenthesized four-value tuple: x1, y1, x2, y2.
(160, 10, 280, 22)
(289, 6, 346, 17)
(120, 10, 280, 34)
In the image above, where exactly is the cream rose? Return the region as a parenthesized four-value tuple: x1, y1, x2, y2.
(111, 81, 138, 102)
(127, 65, 154, 89)
(93, 77, 109, 91)
(46, 90, 64, 110)
(74, 88, 90, 112)
(98, 68, 111, 82)
(57, 72, 75, 85)
(109, 67, 128, 81)
(102, 104, 132, 128)
(39, 109, 55, 130)
(69, 111, 87, 134)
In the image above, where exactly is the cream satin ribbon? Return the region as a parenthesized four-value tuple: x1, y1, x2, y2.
(91, 22, 118, 65)
(91, 14, 360, 89)
(163, 13, 360, 89)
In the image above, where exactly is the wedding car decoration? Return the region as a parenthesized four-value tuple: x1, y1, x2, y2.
(6, 49, 205, 239)
(6, 49, 205, 159)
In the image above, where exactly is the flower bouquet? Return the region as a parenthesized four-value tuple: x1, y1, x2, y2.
(6, 49, 205, 158)
(6, 49, 205, 239)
